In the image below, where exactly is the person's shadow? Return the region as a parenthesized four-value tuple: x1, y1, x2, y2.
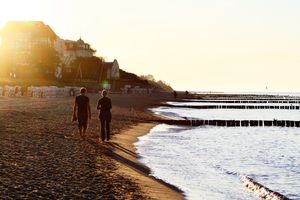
(106, 142, 137, 157)
(86, 139, 184, 194)
(86, 139, 150, 175)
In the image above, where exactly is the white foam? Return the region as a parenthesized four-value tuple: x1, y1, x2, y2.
(151, 106, 300, 120)
(135, 121, 300, 199)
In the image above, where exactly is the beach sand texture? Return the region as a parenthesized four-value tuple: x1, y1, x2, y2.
(0, 93, 183, 199)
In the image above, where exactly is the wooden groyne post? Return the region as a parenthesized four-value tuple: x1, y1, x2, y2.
(241, 176, 290, 200)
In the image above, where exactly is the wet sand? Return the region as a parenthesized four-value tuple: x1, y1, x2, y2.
(111, 123, 184, 200)
(0, 93, 183, 199)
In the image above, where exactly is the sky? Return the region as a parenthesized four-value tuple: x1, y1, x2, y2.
(1, 0, 300, 92)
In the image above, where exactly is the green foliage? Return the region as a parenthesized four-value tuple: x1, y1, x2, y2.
(30, 44, 60, 78)
(71, 56, 105, 68)
(69, 56, 105, 80)
(119, 70, 173, 91)
(0, 44, 61, 79)
(156, 80, 173, 91)
(140, 74, 155, 82)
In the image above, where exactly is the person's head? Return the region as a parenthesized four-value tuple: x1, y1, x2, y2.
(80, 87, 87, 95)
(101, 90, 108, 97)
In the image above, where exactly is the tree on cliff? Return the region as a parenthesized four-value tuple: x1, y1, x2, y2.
(140, 74, 173, 91)
(70, 56, 105, 81)
(30, 44, 61, 79)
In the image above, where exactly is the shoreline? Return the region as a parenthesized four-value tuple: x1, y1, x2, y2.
(110, 122, 185, 200)
(0, 93, 185, 199)
(0, 95, 157, 199)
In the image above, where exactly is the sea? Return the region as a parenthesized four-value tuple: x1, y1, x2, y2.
(135, 93, 300, 200)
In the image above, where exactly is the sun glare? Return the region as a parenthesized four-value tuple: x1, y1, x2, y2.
(0, 1, 47, 27)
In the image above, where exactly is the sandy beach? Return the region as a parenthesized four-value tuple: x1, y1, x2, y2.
(0, 92, 184, 199)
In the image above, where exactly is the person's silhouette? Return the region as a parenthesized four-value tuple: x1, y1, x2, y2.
(97, 90, 112, 142)
(173, 91, 177, 99)
(72, 87, 91, 139)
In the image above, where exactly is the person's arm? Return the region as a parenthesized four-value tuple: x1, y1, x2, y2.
(97, 99, 101, 110)
(72, 98, 78, 121)
(88, 102, 91, 120)
(109, 99, 112, 109)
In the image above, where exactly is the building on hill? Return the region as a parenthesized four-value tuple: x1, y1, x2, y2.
(0, 21, 57, 66)
(103, 59, 120, 80)
(101, 59, 120, 90)
(0, 20, 120, 85)
(54, 37, 96, 72)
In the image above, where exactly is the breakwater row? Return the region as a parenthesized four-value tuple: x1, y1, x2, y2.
(143, 96, 299, 199)
(160, 104, 300, 110)
(152, 119, 300, 127)
(178, 99, 300, 104)
(193, 97, 300, 101)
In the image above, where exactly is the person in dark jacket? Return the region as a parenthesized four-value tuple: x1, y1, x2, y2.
(173, 91, 177, 99)
(73, 87, 91, 139)
(97, 90, 112, 142)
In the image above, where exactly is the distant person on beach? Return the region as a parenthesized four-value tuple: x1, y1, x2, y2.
(97, 90, 112, 142)
(20, 86, 26, 96)
(72, 87, 91, 139)
(14, 86, 19, 96)
(173, 91, 177, 99)
(185, 90, 189, 96)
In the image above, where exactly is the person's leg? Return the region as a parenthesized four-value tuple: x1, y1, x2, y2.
(106, 119, 111, 141)
(78, 119, 83, 138)
(82, 126, 87, 139)
(82, 117, 88, 139)
(100, 119, 106, 142)
(78, 126, 83, 138)
(78, 115, 85, 138)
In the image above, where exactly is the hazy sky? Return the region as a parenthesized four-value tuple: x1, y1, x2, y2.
(1, 0, 300, 92)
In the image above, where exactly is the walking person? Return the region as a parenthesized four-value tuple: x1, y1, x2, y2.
(97, 90, 112, 142)
(173, 90, 177, 99)
(72, 87, 91, 139)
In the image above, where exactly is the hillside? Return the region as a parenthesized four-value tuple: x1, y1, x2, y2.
(119, 69, 173, 92)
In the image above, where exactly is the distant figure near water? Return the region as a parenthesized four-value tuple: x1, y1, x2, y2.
(72, 87, 91, 139)
(97, 90, 112, 142)
(173, 91, 177, 99)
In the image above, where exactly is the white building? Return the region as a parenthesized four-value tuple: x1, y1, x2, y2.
(104, 59, 120, 79)
(54, 37, 96, 69)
